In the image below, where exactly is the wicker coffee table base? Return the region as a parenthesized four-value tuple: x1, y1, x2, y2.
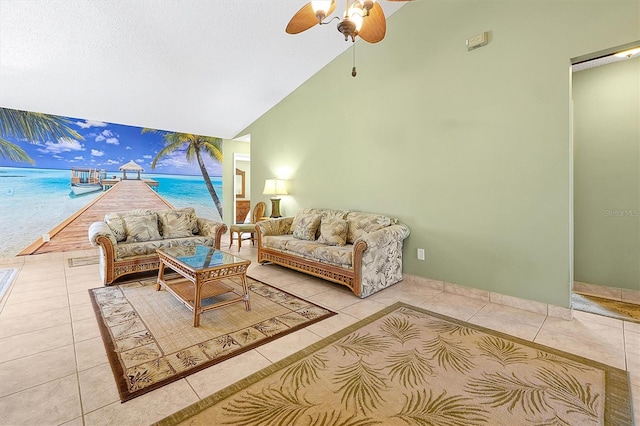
(156, 249, 251, 327)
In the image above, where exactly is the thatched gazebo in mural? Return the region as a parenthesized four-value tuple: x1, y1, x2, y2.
(119, 160, 144, 180)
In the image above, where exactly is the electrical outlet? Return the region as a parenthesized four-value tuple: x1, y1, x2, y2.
(42, 233, 50, 242)
(417, 248, 425, 261)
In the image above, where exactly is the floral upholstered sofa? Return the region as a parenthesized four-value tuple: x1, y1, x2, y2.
(88, 207, 226, 285)
(256, 208, 410, 298)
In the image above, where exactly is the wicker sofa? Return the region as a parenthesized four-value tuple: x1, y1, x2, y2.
(256, 208, 410, 298)
(88, 207, 227, 285)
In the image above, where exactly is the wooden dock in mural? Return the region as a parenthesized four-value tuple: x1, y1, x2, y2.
(19, 179, 173, 255)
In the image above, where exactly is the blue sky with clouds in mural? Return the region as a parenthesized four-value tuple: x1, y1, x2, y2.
(0, 111, 222, 176)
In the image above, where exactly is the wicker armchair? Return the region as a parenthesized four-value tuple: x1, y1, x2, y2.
(229, 201, 266, 250)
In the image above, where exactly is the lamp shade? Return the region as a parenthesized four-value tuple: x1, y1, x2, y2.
(311, 0, 331, 14)
(262, 178, 288, 196)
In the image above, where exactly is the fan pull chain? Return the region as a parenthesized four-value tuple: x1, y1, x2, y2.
(352, 43, 357, 77)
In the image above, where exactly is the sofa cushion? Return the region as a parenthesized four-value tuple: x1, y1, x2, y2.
(314, 244, 353, 268)
(317, 217, 348, 246)
(292, 213, 322, 241)
(123, 214, 162, 243)
(285, 239, 325, 258)
(346, 211, 396, 244)
(105, 209, 154, 242)
(116, 236, 215, 259)
(262, 235, 294, 251)
(157, 208, 198, 238)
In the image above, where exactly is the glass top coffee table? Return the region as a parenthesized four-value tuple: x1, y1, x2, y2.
(156, 245, 251, 327)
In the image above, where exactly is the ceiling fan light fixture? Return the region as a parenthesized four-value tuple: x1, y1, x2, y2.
(311, 0, 332, 21)
(348, 3, 365, 31)
(337, 16, 358, 41)
(287, 0, 402, 41)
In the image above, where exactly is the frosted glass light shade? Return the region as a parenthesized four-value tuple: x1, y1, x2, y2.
(348, 5, 363, 31)
(311, 0, 331, 14)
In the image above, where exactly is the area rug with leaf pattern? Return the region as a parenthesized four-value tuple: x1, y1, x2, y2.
(155, 302, 633, 426)
(89, 276, 336, 402)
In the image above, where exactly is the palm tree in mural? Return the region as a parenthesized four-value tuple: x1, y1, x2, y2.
(142, 129, 223, 218)
(0, 108, 83, 164)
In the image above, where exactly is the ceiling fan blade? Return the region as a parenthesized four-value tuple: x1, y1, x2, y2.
(358, 2, 386, 43)
(286, 3, 318, 34)
(286, 1, 336, 34)
(326, 1, 336, 16)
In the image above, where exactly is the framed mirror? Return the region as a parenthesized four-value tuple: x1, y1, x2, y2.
(235, 168, 245, 199)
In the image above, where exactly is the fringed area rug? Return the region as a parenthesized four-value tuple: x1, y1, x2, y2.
(156, 302, 633, 426)
(89, 276, 336, 402)
(573, 292, 640, 324)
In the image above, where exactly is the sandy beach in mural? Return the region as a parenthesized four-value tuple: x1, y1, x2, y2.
(0, 167, 222, 257)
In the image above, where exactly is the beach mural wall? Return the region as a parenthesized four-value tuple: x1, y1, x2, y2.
(0, 107, 223, 257)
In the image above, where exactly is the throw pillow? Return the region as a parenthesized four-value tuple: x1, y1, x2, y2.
(104, 215, 126, 242)
(290, 208, 348, 234)
(157, 208, 197, 239)
(317, 217, 348, 246)
(290, 209, 311, 234)
(292, 213, 322, 241)
(123, 214, 162, 243)
(105, 209, 155, 242)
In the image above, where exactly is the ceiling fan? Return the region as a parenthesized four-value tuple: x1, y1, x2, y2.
(286, 0, 411, 44)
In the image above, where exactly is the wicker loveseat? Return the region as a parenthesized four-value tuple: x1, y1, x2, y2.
(88, 207, 226, 285)
(256, 208, 410, 298)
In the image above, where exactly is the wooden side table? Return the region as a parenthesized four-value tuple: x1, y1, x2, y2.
(156, 245, 251, 327)
(235, 199, 251, 223)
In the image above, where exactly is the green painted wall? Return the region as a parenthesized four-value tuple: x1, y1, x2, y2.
(245, 0, 639, 307)
(573, 57, 640, 291)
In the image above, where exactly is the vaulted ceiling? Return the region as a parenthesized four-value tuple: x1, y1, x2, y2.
(0, 1, 405, 139)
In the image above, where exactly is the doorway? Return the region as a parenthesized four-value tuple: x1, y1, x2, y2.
(233, 153, 251, 224)
(570, 41, 640, 320)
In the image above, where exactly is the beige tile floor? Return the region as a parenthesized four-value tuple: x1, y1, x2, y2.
(0, 245, 638, 425)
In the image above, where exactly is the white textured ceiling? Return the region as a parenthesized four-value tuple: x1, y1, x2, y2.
(0, 0, 405, 139)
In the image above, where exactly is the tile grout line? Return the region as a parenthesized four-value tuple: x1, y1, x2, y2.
(532, 315, 549, 343)
(535, 315, 628, 368)
(621, 322, 634, 373)
(65, 264, 88, 426)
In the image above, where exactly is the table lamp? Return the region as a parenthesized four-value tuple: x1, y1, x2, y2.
(263, 178, 288, 218)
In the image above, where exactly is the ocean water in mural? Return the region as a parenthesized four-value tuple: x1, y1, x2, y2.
(0, 167, 222, 257)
